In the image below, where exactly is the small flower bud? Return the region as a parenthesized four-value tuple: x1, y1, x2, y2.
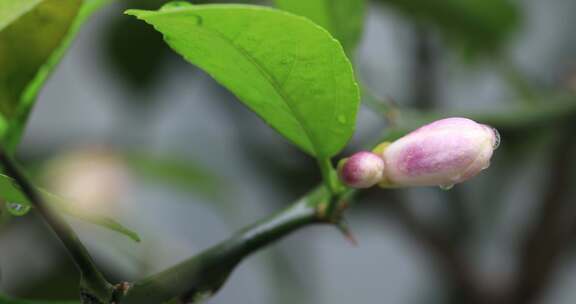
(42, 146, 129, 214)
(378, 117, 499, 188)
(338, 151, 385, 188)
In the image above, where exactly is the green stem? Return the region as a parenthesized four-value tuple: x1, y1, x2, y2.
(318, 157, 340, 194)
(122, 187, 331, 304)
(0, 147, 113, 303)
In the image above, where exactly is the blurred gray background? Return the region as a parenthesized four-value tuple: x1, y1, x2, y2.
(2, 0, 576, 303)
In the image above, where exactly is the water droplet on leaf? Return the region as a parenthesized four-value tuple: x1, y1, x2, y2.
(439, 184, 454, 191)
(337, 115, 347, 124)
(5, 202, 31, 216)
(193, 290, 214, 302)
(245, 34, 258, 42)
(161, 1, 193, 10)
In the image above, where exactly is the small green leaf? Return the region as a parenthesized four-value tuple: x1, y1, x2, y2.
(45, 191, 142, 242)
(126, 3, 360, 158)
(0, 172, 30, 217)
(0, 172, 31, 209)
(274, 0, 365, 56)
(0, 174, 141, 242)
(125, 152, 221, 200)
(0, 0, 111, 151)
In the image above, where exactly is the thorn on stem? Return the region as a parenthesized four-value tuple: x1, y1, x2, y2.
(111, 281, 132, 303)
(337, 219, 358, 247)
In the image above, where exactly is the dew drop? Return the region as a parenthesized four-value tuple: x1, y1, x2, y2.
(161, 1, 193, 10)
(491, 127, 501, 150)
(245, 34, 258, 42)
(439, 184, 454, 191)
(5, 202, 31, 216)
(193, 290, 214, 302)
(337, 115, 347, 124)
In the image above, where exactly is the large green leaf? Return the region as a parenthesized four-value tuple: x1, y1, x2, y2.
(126, 3, 360, 158)
(376, 0, 519, 57)
(0, 0, 110, 152)
(273, 0, 365, 56)
(0, 174, 141, 242)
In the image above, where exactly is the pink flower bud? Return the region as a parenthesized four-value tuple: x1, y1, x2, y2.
(338, 151, 385, 188)
(378, 117, 499, 188)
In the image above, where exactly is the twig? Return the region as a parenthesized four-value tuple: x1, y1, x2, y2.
(0, 146, 113, 303)
(121, 186, 350, 304)
(384, 191, 491, 304)
(508, 123, 576, 304)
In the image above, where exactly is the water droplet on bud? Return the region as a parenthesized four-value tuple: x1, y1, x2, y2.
(491, 127, 501, 150)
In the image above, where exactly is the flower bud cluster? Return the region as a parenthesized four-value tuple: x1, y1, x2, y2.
(338, 117, 499, 189)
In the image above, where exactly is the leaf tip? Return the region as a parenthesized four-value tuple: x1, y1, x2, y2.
(124, 9, 146, 18)
(117, 225, 142, 243)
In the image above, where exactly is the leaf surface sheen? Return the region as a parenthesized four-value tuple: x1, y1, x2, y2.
(127, 4, 360, 158)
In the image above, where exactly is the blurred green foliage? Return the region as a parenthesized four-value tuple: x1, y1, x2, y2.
(0, 173, 141, 241)
(376, 0, 520, 57)
(103, 0, 171, 95)
(125, 152, 222, 200)
(274, 0, 365, 56)
(0, 0, 112, 152)
(0, 0, 81, 150)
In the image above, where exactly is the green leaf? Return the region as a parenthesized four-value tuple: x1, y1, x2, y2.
(0, 0, 111, 152)
(273, 0, 365, 56)
(0, 174, 141, 242)
(376, 0, 519, 57)
(126, 3, 360, 158)
(45, 191, 142, 242)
